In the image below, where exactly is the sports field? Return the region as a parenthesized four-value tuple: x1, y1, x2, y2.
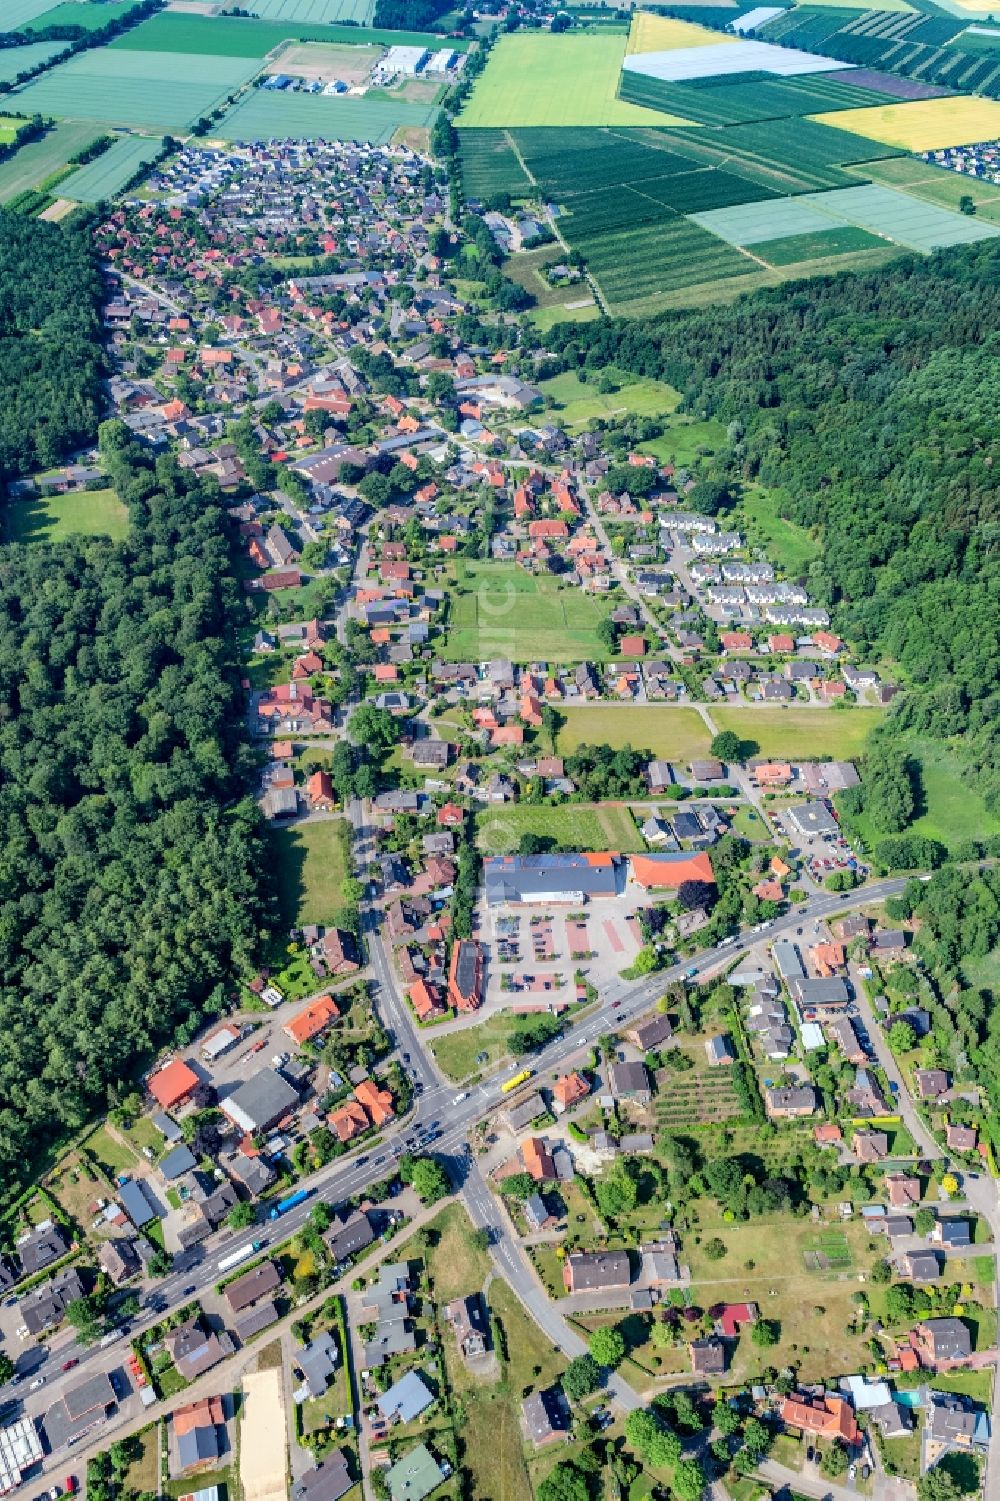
(60, 132, 163, 201)
(13, 47, 262, 129)
(0, 118, 102, 201)
(442, 562, 615, 663)
(476, 803, 644, 855)
(813, 94, 1000, 148)
(556, 706, 713, 762)
(712, 706, 883, 759)
(5, 489, 128, 544)
(215, 89, 436, 143)
(458, 33, 693, 127)
(24, 1, 142, 29)
(626, 12, 739, 54)
(0, 40, 67, 80)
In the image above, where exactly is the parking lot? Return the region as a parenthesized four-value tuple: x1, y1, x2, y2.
(480, 891, 646, 1012)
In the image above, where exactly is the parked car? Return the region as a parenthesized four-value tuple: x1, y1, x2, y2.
(28, 1377, 45, 1392)
(61, 1359, 78, 1373)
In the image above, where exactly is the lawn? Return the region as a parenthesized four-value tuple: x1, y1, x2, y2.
(428, 1015, 522, 1083)
(930, 1369, 994, 1403)
(84, 1125, 138, 1178)
(270, 817, 349, 928)
(5, 488, 128, 543)
(740, 487, 822, 575)
(540, 368, 682, 426)
(475, 802, 644, 855)
(443, 561, 614, 663)
(730, 805, 770, 842)
(0, 119, 104, 202)
(556, 705, 712, 762)
(123, 1425, 160, 1497)
(812, 94, 1000, 149)
(529, 301, 601, 332)
(711, 706, 883, 759)
(490, 1276, 567, 1394)
(425, 1202, 492, 1304)
(458, 32, 692, 127)
(639, 416, 728, 467)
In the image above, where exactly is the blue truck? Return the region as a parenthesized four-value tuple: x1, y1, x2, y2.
(268, 1187, 310, 1220)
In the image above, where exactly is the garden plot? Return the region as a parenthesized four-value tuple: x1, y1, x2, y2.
(813, 92, 1000, 147)
(622, 37, 853, 82)
(60, 133, 164, 201)
(13, 47, 262, 129)
(215, 88, 436, 142)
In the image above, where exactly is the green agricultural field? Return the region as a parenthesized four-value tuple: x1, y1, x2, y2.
(60, 132, 163, 202)
(578, 214, 759, 312)
(848, 153, 1000, 219)
(0, 41, 68, 82)
(442, 561, 615, 663)
(3, 0, 64, 27)
(24, 0, 142, 30)
(5, 488, 128, 544)
(0, 118, 103, 201)
(459, 33, 691, 127)
(619, 68, 904, 127)
(556, 705, 713, 761)
(270, 817, 349, 928)
(475, 802, 644, 854)
(13, 48, 262, 130)
(712, 706, 883, 759)
(753, 225, 887, 264)
(109, 11, 461, 56)
(215, 89, 436, 144)
(540, 368, 681, 425)
(458, 127, 531, 200)
(740, 487, 822, 574)
(799, 182, 1000, 252)
(237, 0, 374, 22)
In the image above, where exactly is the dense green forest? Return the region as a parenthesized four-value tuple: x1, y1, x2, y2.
(0, 209, 105, 480)
(0, 422, 269, 1220)
(541, 244, 1000, 814)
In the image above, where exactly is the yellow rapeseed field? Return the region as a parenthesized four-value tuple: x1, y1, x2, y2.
(626, 11, 740, 54)
(812, 96, 1000, 151)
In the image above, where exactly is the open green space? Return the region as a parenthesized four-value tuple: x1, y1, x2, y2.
(459, 33, 692, 127)
(0, 118, 103, 202)
(0, 41, 68, 82)
(428, 1015, 521, 1082)
(60, 133, 163, 202)
(849, 153, 1000, 219)
(0, 116, 27, 143)
(5, 488, 128, 544)
(84, 1124, 138, 1179)
(215, 89, 437, 144)
(442, 560, 615, 664)
(740, 486, 822, 574)
(712, 705, 883, 759)
(229, 0, 374, 23)
(962, 945, 1000, 993)
(849, 736, 1000, 853)
(25, 1, 142, 31)
(540, 367, 681, 425)
(425, 1202, 493, 1304)
(270, 816, 349, 928)
(755, 224, 887, 264)
(13, 47, 262, 131)
(556, 705, 712, 761)
(475, 801, 643, 854)
(639, 415, 727, 466)
(529, 300, 602, 332)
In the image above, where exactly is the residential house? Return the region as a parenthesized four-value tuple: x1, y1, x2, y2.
(690, 1339, 727, 1377)
(291, 1453, 354, 1501)
(444, 1295, 488, 1361)
(551, 1072, 589, 1115)
(915, 1318, 972, 1365)
(166, 1315, 233, 1382)
(522, 1387, 570, 1447)
(780, 1394, 859, 1445)
(764, 1085, 817, 1119)
(562, 1250, 631, 1295)
(173, 1395, 225, 1474)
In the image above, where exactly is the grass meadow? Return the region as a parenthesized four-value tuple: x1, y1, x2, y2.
(475, 802, 643, 854)
(539, 368, 682, 425)
(6, 489, 128, 543)
(712, 706, 883, 759)
(442, 561, 614, 663)
(556, 705, 713, 761)
(270, 817, 349, 928)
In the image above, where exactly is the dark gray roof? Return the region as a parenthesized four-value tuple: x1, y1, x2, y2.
(160, 1144, 198, 1180)
(522, 1386, 569, 1444)
(325, 1209, 374, 1263)
(223, 1068, 300, 1133)
(178, 1422, 220, 1471)
(119, 1179, 158, 1227)
(484, 853, 620, 905)
(292, 1452, 354, 1501)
